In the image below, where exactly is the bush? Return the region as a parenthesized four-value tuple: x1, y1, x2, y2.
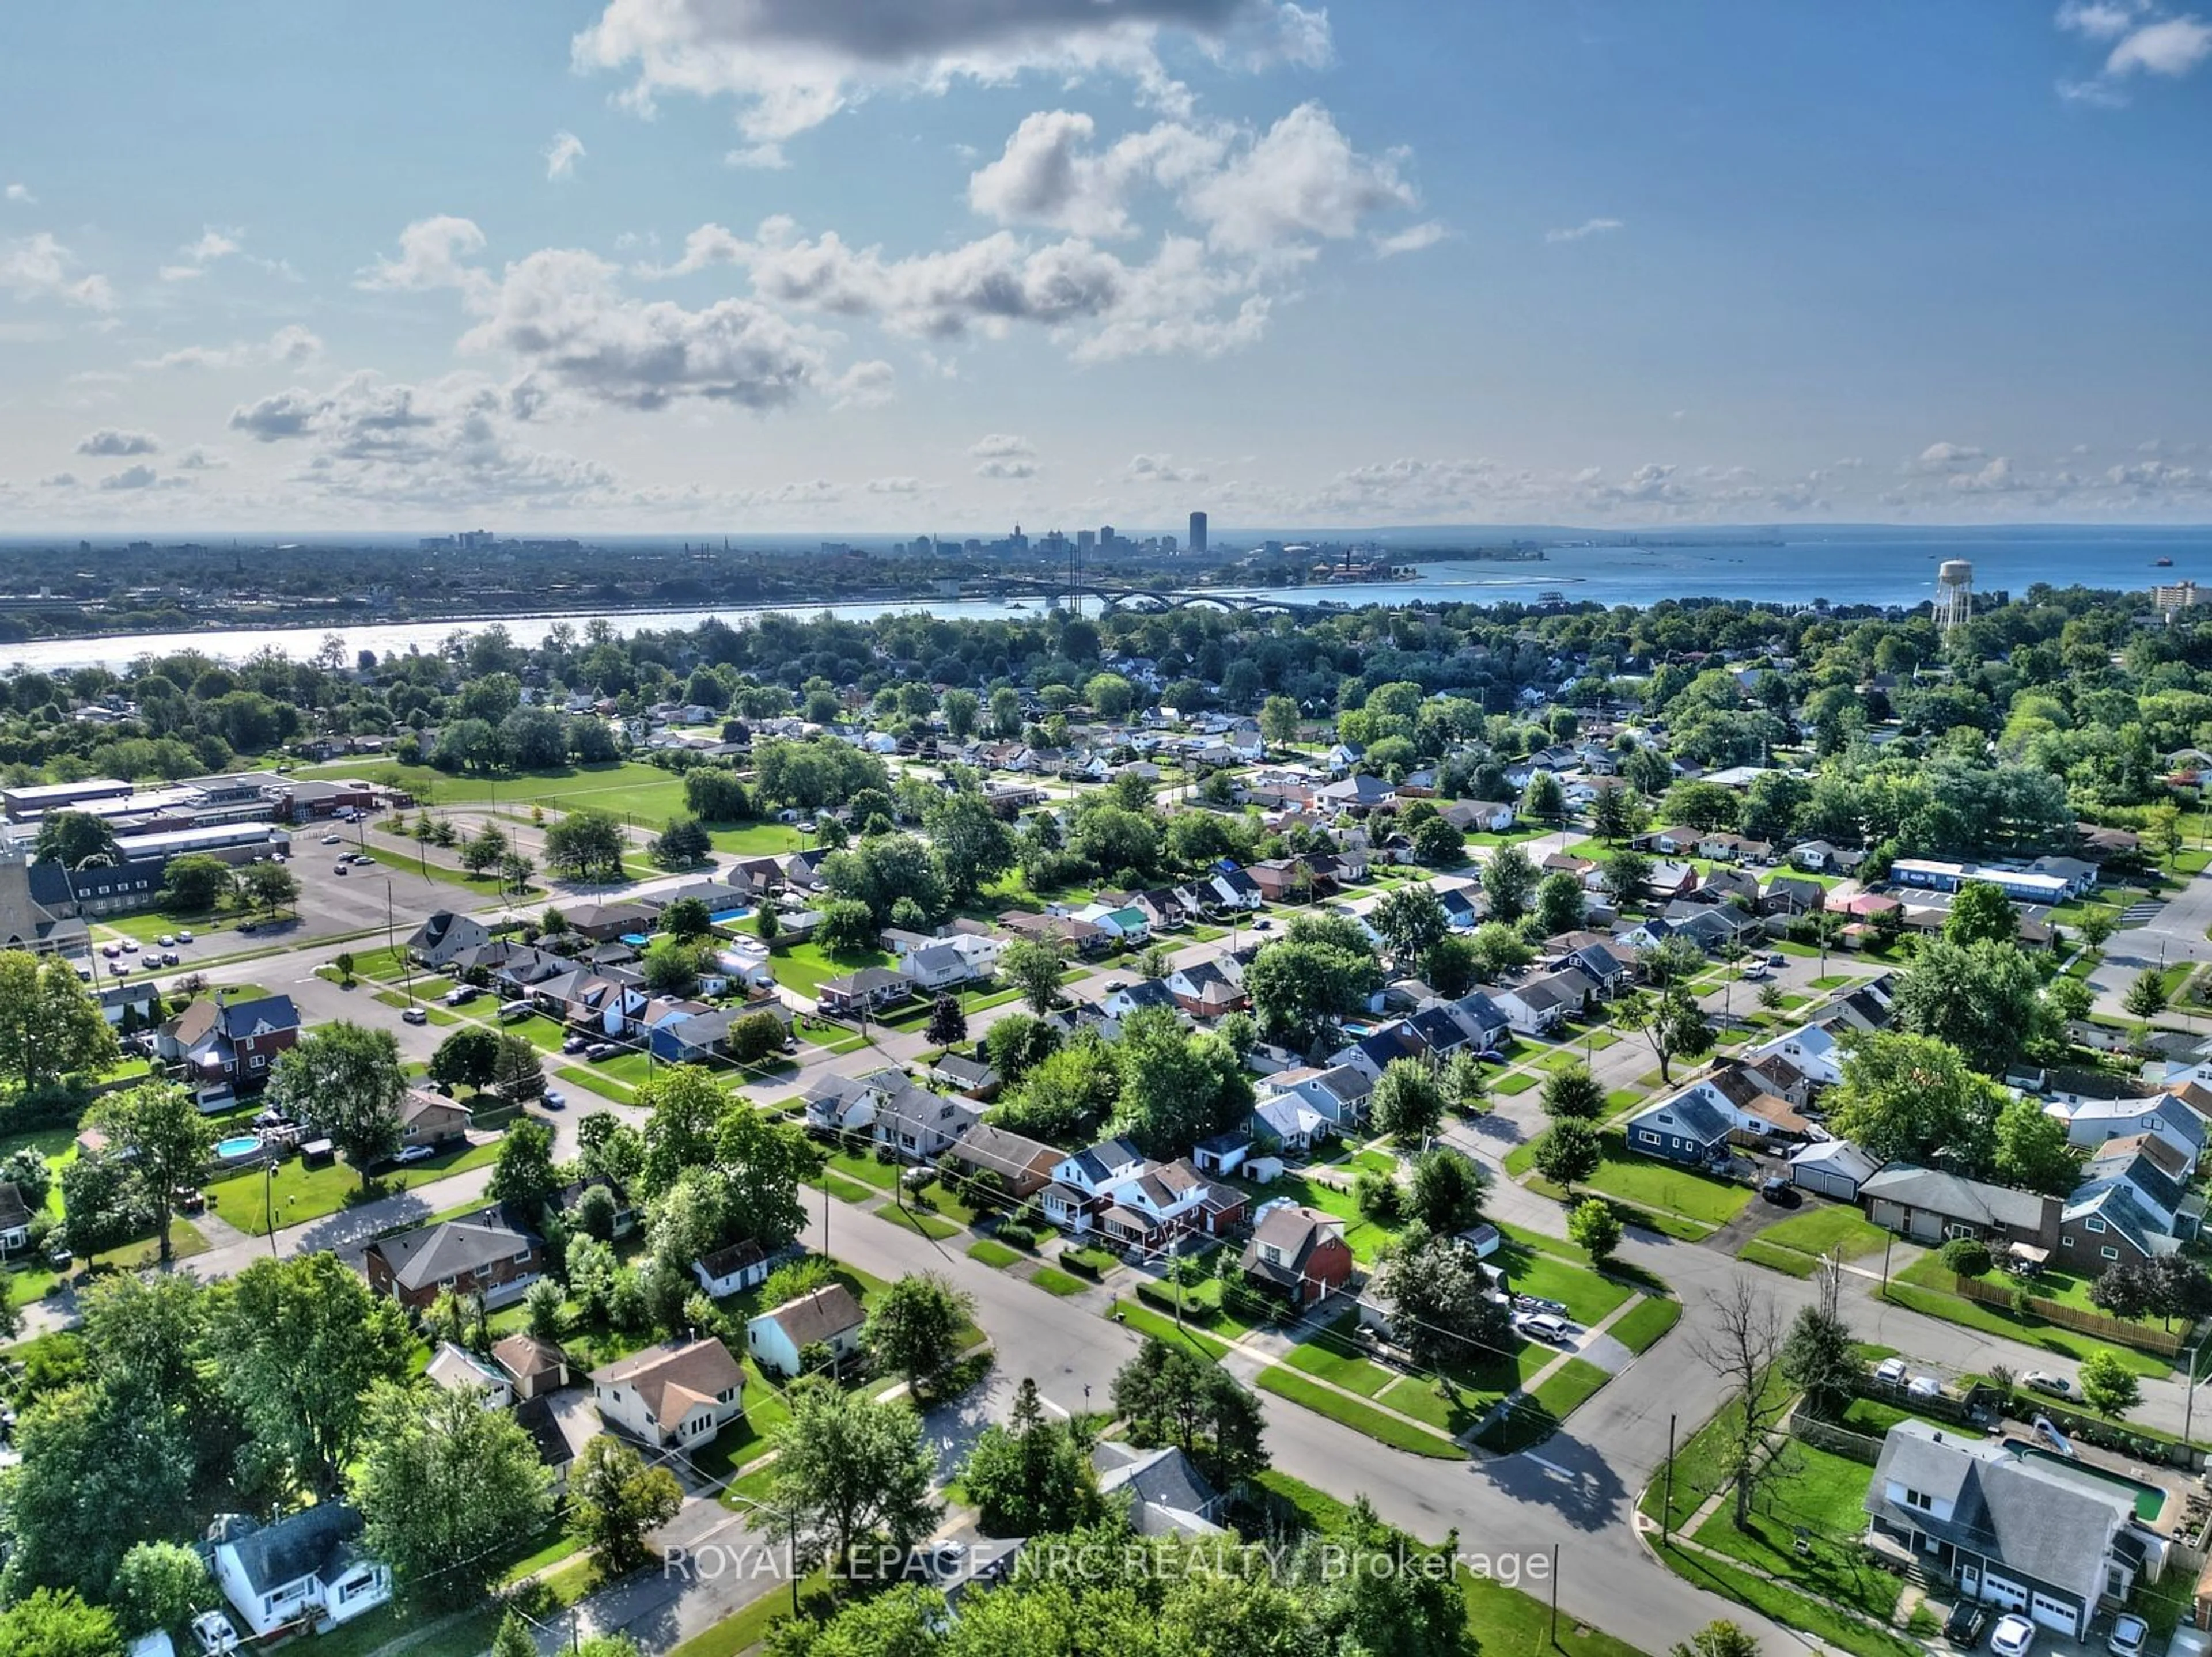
(1354, 1167, 1403, 1227)
(1938, 1237, 1993, 1277)
(994, 1221, 1040, 1250)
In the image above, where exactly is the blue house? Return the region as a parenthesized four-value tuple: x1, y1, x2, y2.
(1623, 1090, 1733, 1167)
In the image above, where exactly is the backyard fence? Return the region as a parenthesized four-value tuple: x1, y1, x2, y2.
(1790, 1413, 1885, 1466)
(1940, 1270, 2186, 1358)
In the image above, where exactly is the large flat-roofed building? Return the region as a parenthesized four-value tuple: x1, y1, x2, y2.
(1, 778, 134, 822)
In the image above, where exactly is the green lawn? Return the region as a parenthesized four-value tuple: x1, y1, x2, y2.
(824, 1149, 899, 1189)
(1641, 1367, 1797, 1534)
(301, 757, 691, 820)
(1280, 1311, 1397, 1397)
(1580, 1137, 1752, 1226)
(1741, 1204, 1891, 1272)
(1494, 1242, 1633, 1326)
(1255, 1365, 1463, 1458)
(1657, 1546, 1919, 1657)
(1111, 1297, 1231, 1358)
(773, 940, 895, 999)
(967, 1238, 1022, 1268)
(1889, 1257, 2177, 1371)
(873, 1203, 960, 1241)
(1377, 1340, 1552, 1436)
(1030, 1266, 1087, 1296)
(1690, 1441, 1902, 1626)
(208, 1136, 503, 1236)
(1473, 1358, 1611, 1453)
(1609, 1295, 1683, 1354)
(1456, 1565, 1649, 1657)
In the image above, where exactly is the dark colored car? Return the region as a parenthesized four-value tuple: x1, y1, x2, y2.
(585, 1042, 620, 1061)
(1759, 1176, 1801, 1207)
(1944, 1602, 1988, 1649)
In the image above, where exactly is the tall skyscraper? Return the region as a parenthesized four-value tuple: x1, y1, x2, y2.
(1188, 510, 1208, 555)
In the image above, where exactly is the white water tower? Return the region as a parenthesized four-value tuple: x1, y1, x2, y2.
(1934, 559, 1974, 631)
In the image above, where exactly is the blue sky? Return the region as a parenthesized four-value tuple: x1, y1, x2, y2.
(2, 0, 2208, 533)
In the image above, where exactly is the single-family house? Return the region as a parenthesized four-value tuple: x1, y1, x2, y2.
(551, 1173, 639, 1239)
(943, 1123, 1061, 1203)
(927, 1052, 1001, 1099)
(746, 1283, 867, 1379)
(1859, 1166, 2061, 1257)
(1493, 968, 1597, 1036)
(901, 942, 981, 992)
(398, 1090, 472, 1150)
(1240, 1201, 1354, 1309)
(0, 1182, 29, 1256)
(158, 991, 301, 1093)
(407, 911, 493, 969)
(1622, 1090, 1734, 1167)
(1167, 959, 1247, 1017)
(817, 966, 913, 1016)
(1863, 1419, 2157, 1639)
(592, 1337, 747, 1448)
(2043, 1091, 2206, 1173)
(361, 1208, 545, 1313)
(692, 1238, 771, 1298)
(425, 1341, 513, 1407)
(1094, 1158, 1236, 1251)
(1042, 1137, 1149, 1231)
(1092, 1442, 1228, 1535)
(2060, 1136, 2200, 1266)
(203, 1506, 391, 1639)
(1103, 977, 1180, 1018)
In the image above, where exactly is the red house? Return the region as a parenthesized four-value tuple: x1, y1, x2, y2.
(1240, 1202, 1354, 1309)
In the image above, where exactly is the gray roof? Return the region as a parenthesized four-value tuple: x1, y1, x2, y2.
(366, 1211, 539, 1293)
(1626, 1089, 1732, 1147)
(755, 1283, 864, 1348)
(1859, 1165, 2048, 1231)
(1092, 1442, 1221, 1534)
(205, 1504, 368, 1598)
(1866, 1420, 2131, 1609)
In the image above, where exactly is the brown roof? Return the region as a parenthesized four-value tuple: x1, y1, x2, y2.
(758, 1283, 865, 1348)
(591, 1337, 744, 1430)
(401, 1090, 472, 1129)
(492, 1333, 570, 1387)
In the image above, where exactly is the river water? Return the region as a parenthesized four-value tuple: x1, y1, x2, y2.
(7, 531, 2208, 673)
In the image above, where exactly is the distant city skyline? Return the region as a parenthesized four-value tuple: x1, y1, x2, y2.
(2, 1, 2209, 532)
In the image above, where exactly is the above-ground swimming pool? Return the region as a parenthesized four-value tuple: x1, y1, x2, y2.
(2006, 1442, 2167, 1522)
(214, 1135, 264, 1161)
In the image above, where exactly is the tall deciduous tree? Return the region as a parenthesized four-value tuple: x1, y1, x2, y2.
(90, 1081, 211, 1263)
(0, 950, 118, 1095)
(768, 1380, 942, 1574)
(1691, 1277, 1790, 1529)
(207, 1252, 412, 1494)
(351, 1379, 554, 1607)
(1371, 885, 1449, 973)
(267, 1022, 408, 1188)
(867, 1272, 976, 1396)
(1480, 843, 1536, 922)
(1111, 1338, 1269, 1491)
(999, 938, 1067, 1015)
(1619, 985, 1715, 1086)
(1824, 1031, 2006, 1173)
(569, 1434, 684, 1576)
(1369, 1058, 1446, 1144)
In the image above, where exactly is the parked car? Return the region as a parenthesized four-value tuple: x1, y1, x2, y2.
(392, 1144, 435, 1166)
(335, 863, 349, 875)
(1743, 962, 1769, 980)
(1944, 1602, 1989, 1648)
(161, 950, 180, 966)
(2024, 1370, 2071, 1398)
(1759, 1176, 1800, 1207)
(350, 852, 375, 864)
(1990, 1615, 2036, 1657)
(585, 1042, 620, 1061)
(443, 985, 481, 1007)
(1874, 1356, 1908, 1386)
(1517, 1312, 1572, 1344)
(1766, 952, 1786, 966)
(177, 929, 194, 942)
(157, 934, 175, 947)
(2112, 1616, 2150, 1657)
(321, 833, 344, 845)
(190, 1609, 241, 1655)
(120, 939, 137, 953)
(561, 1034, 590, 1054)
(401, 1006, 429, 1025)
(540, 1088, 566, 1109)
(1513, 1294, 1569, 1317)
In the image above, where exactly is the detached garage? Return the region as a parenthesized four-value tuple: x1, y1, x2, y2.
(1790, 1139, 1881, 1201)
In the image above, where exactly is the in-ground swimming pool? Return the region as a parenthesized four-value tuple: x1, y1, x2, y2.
(710, 907, 753, 925)
(2007, 1442, 2167, 1522)
(214, 1135, 263, 1160)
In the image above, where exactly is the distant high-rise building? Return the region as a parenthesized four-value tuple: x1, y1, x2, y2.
(1099, 525, 1118, 551)
(1188, 511, 1207, 555)
(1075, 529, 1096, 552)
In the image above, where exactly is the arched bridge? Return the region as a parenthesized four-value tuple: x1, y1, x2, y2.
(967, 579, 1312, 615)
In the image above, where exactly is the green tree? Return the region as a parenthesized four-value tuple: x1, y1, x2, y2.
(1673, 1621, 1764, 1657)
(2125, 967, 2171, 1024)
(90, 1080, 211, 1264)
(960, 1378, 1101, 1538)
(207, 1252, 412, 1494)
(868, 1272, 977, 1396)
(1890, 937, 2047, 1073)
(999, 937, 1067, 1015)
(816, 898, 878, 955)
(1533, 870, 1586, 936)
(0, 950, 118, 1094)
(925, 994, 967, 1050)
(1618, 985, 1715, 1086)
(1601, 847, 1654, 911)
(1778, 1264, 1858, 1421)
(1404, 1146, 1488, 1234)
(2078, 1348, 2141, 1419)
(1945, 881, 2018, 947)
(1567, 1196, 1623, 1266)
(923, 791, 1017, 902)
(1111, 1010, 1251, 1159)
(1371, 885, 1449, 973)
(1991, 1094, 2083, 1193)
(1467, 919, 1533, 979)
(1111, 1338, 1269, 1491)
(1824, 1031, 2006, 1172)
(1480, 843, 1536, 922)
(1244, 935, 1382, 1044)
(637, 1063, 728, 1200)
(428, 1025, 502, 1091)
(459, 823, 510, 877)
(770, 1379, 942, 1574)
(1369, 1057, 1446, 1144)
(267, 1021, 408, 1188)
(489, 1116, 560, 1212)
(714, 1101, 813, 1250)
(1540, 1064, 1605, 1121)
(492, 1613, 537, 1657)
(351, 1378, 554, 1608)
(1368, 1231, 1508, 1371)
(728, 1009, 787, 1066)
(661, 896, 714, 941)
(1522, 769, 1565, 825)
(32, 812, 119, 870)
(110, 1540, 215, 1638)
(236, 860, 300, 919)
(1533, 1119, 1603, 1191)
(0, 1589, 122, 1657)
(569, 1432, 685, 1576)
(544, 807, 628, 881)
(651, 817, 713, 869)
(159, 852, 231, 912)
(941, 688, 980, 741)
(1260, 695, 1302, 746)
(1412, 815, 1467, 866)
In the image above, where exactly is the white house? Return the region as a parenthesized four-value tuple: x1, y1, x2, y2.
(591, 1337, 747, 1448)
(746, 1283, 867, 1379)
(1042, 1137, 1149, 1231)
(2043, 1092, 2206, 1173)
(424, 1341, 513, 1408)
(692, 1238, 771, 1298)
(204, 1506, 391, 1639)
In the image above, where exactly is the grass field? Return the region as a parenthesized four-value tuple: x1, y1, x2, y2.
(1111, 1297, 1231, 1358)
(1885, 1258, 2176, 1372)
(1657, 1545, 1919, 1657)
(1580, 1137, 1752, 1226)
(300, 757, 691, 821)
(1255, 1365, 1463, 1458)
(1608, 1295, 1683, 1354)
(208, 1136, 502, 1236)
(1473, 1358, 1611, 1453)
(1741, 1204, 1891, 1273)
(1641, 1368, 1796, 1533)
(772, 940, 895, 999)
(966, 1238, 1022, 1268)
(1030, 1266, 1086, 1296)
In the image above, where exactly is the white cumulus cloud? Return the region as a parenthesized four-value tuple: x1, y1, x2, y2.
(0, 233, 113, 309)
(76, 427, 159, 456)
(545, 131, 588, 181)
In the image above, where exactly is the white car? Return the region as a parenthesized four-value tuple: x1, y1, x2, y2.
(393, 1144, 435, 1165)
(2024, 1370, 2071, 1398)
(178, 929, 194, 942)
(2110, 1615, 2149, 1657)
(1874, 1356, 1908, 1385)
(321, 832, 343, 844)
(1517, 1312, 1572, 1344)
(1991, 1614, 2036, 1657)
(190, 1610, 241, 1654)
